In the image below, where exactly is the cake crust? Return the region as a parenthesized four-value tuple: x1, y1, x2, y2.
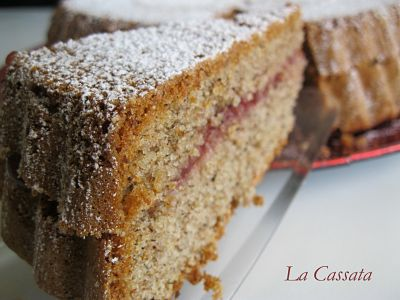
(305, 2, 400, 132)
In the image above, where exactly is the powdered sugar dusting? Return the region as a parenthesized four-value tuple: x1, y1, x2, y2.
(11, 9, 293, 112)
(249, 0, 399, 21)
(295, 0, 399, 21)
(63, 0, 244, 24)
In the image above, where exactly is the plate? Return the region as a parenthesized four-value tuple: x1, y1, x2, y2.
(272, 88, 400, 170)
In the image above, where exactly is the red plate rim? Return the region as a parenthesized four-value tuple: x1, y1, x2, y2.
(272, 142, 400, 170)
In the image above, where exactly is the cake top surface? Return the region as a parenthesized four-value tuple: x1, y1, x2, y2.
(63, 0, 245, 23)
(9, 6, 295, 115)
(249, 0, 399, 21)
(295, 0, 399, 21)
(63, 0, 399, 24)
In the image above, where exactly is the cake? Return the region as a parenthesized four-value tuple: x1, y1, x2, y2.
(249, 0, 400, 133)
(304, 0, 400, 133)
(0, 6, 306, 299)
(47, 0, 245, 44)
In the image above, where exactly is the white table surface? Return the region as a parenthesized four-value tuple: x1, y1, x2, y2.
(0, 8, 399, 300)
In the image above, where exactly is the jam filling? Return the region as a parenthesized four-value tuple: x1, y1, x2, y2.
(178, 50, 303, 184)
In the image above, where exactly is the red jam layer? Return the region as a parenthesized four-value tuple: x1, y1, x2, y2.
(178, 50, 303, 184)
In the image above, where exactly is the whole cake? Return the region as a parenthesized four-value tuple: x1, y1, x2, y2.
(0, 6, 305, 299)
(300, 0, 400, 133)
(250, 0, 400, 133)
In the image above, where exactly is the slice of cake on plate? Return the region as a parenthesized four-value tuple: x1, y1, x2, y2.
(0, 6, 305, 299)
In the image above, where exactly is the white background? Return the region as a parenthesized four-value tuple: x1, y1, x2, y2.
(0, 7, 399, 300)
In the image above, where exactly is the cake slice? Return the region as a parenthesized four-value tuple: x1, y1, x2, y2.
(249, 0, 400, 133)
(0, 5, 305, 237)
(47, 0, 245, 44)
(1, 7, 306, 299)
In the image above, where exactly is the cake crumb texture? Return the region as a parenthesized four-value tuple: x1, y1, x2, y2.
(204, 273, 223, 300)
(253, 194, 265, 206)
